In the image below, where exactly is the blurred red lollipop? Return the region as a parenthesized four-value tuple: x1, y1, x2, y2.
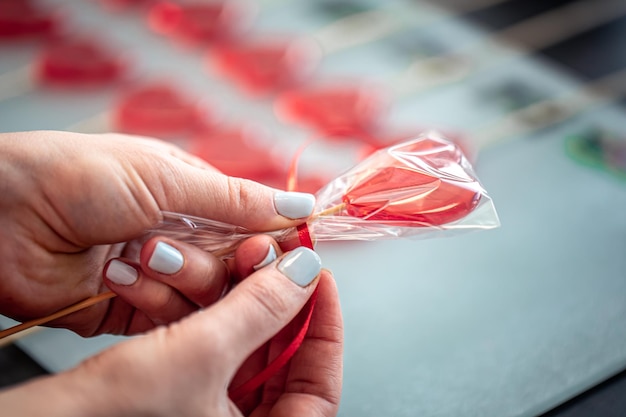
(98, 0, 156, 12)
(0, 0, 61, 41)
(0, 36, 128, 102)
(275, 81, 389, 142)
(113, 83, 212, 139)
(36, 37, 127, 88)
(148, 0, 253, 46)
(189, 125, 285, 183)
(208, 36, 322, 97)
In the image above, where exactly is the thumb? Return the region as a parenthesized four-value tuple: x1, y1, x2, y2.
(188, 246, 322, 370)
(140, 146, 316, 232)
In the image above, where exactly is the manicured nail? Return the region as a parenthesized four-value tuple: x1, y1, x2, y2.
(106, 260, 138, 286)
(277, 247, 321, 287)
(253, 244, 277, 271)
(274, 191, 315, 219)
(148, 242, 184, 275)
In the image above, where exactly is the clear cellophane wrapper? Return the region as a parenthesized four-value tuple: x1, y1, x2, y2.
(151, 131, 500, 257)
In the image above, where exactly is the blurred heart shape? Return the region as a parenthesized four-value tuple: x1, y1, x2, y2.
(114, 83, 211, 138)
(37, 38, 127, 87)
(275, 82, 388, 142)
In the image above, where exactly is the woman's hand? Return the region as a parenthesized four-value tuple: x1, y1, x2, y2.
(0, 243, 343, 417)
(0, 131, 316, 336)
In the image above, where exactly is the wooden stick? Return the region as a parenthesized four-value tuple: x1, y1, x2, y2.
(312, 203, 346, 219)
(0, 291, 117, 340)
(0, 326, 43, 348)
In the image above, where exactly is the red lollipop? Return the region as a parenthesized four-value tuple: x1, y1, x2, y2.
(275, 81, 389, 142)
(189, 125, 285, 183)
(36, 38, 126, 87)
(208, 37, 321, 96)
(317, 133, 485, 227)
(0, 0, 60, 40)
(114, 83, 211, 138)
(148, 0, 252, 46)
(98, 0, 155, 11)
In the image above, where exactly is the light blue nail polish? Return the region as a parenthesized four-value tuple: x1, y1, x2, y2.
(274, 192, 315, 219)
(106, 260, 138, 286)
(148, 242, 184, 275)
(254, 245, 277, 271)
(277, 247, 321, 287)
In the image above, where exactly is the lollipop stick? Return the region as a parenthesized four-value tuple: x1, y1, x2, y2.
(0, 240, 246, 342)
(0, 326, 43, 348)
(0, 291, 117, 340)
(312, 203, 346, 219)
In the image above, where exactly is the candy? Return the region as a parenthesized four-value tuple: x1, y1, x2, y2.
(148, 0, 252, 46)
(209, 37, 321, 96)
(189, 125, 285, 182)
(275, 81, 388, 141)
(314, 132, 491, 230)
(113, 83, 210, 138)
(339, 137, 482, 225)
(36, 38, 126, 87)
(0, 0, 60, 40)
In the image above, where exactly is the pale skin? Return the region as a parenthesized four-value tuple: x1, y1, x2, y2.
(0, 131, 343, 416)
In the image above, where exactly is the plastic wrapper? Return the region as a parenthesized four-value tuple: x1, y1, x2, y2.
(151, 131, 499, 256)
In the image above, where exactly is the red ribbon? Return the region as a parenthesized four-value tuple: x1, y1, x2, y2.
(229, 137, 319, 402)
(228, 223, 318, 402)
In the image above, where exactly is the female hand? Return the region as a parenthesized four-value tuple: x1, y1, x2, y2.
(0, 242, 343, 417)
(0, 130, 316, 336)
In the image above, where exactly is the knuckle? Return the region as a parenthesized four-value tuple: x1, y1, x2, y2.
(225, 177, 263, 224)
(195, 260, 228, 305)
(226, 176, 246, 209)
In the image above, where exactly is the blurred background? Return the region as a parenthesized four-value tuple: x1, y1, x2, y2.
(1, 1, 625, 416)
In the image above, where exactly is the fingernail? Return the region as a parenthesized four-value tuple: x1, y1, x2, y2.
(148, 242, 184, 275)
(274, 191, 315, 219)
(106, 260, 138, 286)
(253, 244, 277, 271)
(278, 247, 321, 287)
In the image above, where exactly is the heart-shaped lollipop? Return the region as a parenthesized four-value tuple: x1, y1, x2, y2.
(113, 83, 211, 138)
(36, 38, 126, 87)
(320, 134, 484, 227)
(189, 125, 285, 183)
(275, 82, 388, 142)
(148, 0, 251, 45)
(209, 37, 321, 96)
(98, 0, 154, 11)
(0, 0, 60, 40)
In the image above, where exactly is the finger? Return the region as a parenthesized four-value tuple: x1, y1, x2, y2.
(186, 247, 322, 372)
(153, 168, 316, 231)
(262, 271, 343, 415)
(139, 237, 230, 307)
(103, 259, 197, 326)
(226, 236, 284, 412)
(125, 133, 317, 231)
(231, 235, 283, 282)
(33, 132, 316, 246)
